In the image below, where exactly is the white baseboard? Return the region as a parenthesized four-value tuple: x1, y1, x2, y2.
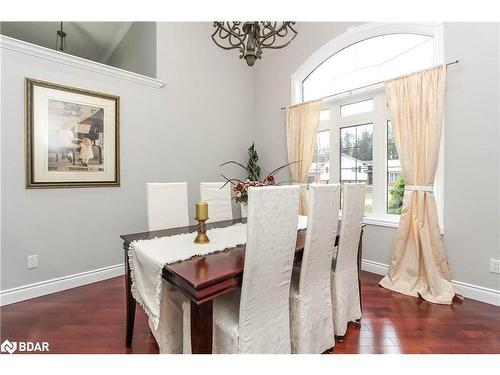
(451, 280, 500, 306)
(361, 259, 500, 306)
(0, 263, 124, 306)
(361, 259, 390, 276)
(2, 260, 498, 307)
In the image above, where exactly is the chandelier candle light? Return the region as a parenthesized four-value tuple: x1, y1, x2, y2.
(211, 22, 298, 66)
(194, 202, 210, 244)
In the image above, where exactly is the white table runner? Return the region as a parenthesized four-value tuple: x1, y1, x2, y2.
(129, 215, 308, 329)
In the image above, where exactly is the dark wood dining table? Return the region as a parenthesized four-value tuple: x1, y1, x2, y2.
(120, 218, 364, 354)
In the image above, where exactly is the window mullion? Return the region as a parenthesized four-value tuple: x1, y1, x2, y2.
(330, 105, 340, 184)
(371, 115, 385, 218)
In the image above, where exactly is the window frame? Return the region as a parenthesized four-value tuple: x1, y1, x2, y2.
(297, 23, 444, 231)
(291, 22, 444, 103)
(308, 129, 331, 185)
(320, 89, 399, 223)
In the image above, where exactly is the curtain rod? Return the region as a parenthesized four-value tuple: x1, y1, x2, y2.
(281, 60, 459, 111)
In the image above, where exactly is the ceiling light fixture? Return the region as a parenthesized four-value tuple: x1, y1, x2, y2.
(211, 22, 298, 66)
(56, 22, 67, 52)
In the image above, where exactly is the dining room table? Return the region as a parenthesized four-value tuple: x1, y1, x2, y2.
(120, 217, 364, 354)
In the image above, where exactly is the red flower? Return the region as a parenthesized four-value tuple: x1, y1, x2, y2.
(265, 175, 276, 185)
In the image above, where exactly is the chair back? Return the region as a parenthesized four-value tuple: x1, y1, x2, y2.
(147, 182, 189, 231)
(336, 183, 365, 276)
(299, 184, 340, 297)
(238, 185, 300, 353)
(200, 182, 233, 223)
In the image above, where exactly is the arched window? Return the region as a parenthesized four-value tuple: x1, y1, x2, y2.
(295, 24, 444, 229)
(302, 33, 434, 101)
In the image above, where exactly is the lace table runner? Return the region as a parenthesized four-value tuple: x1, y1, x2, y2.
(129, 215, 308, 329)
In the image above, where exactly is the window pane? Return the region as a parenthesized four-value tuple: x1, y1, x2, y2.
(340, 99, 373, 117)
(320, 108, 330, 121)
(387, 120, 404, 214)
(308, 130, 330, 184)
(303, 34, 434, 101)
(340, 124, 373, 212)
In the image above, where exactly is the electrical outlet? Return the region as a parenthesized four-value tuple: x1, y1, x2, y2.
(27, 255, 38, 269)
(489, 258, 500, 274)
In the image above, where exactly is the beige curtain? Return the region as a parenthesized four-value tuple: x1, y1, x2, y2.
(379, 65, 455, 304)
(286, 101, 321, 215)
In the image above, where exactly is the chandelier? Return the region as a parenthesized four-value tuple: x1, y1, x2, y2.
(211, 22, 298, 66)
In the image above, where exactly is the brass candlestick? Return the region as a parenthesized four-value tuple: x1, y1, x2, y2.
(194, 201, 210, 244)
(194, 218, 210, 244)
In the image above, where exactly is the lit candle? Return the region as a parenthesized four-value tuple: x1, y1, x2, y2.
(195, 202, 209, 220)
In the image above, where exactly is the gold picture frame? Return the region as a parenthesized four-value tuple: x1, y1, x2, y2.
(25, 78, 120, 188)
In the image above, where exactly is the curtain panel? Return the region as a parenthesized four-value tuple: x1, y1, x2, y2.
(285, 101, 321, 215)
(379, 65, 455, 304)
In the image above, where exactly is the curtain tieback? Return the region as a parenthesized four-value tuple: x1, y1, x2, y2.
(405, 185, 434, 192)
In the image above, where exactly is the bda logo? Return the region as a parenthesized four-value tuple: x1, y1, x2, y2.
(0, 339, 49, 354)
(1, 339, 17, 354)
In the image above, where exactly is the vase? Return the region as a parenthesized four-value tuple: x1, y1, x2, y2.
(240, 203, 248, 218)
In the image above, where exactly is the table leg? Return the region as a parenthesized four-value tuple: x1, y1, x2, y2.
(190, 300, 213, 354)
(124, 242, 136, 347)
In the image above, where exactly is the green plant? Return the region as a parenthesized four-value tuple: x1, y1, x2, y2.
(388, 175, 405, 214)
(246, 143, 261, 181)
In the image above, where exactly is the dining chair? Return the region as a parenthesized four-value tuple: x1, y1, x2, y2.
(144, 182, 190, 353)
(289, 183, 340, 354)
(331, 183, 365, 339)
(200, 182, 233, 223)
(202, 185, 301, 353)
(146, 182, 189, 231)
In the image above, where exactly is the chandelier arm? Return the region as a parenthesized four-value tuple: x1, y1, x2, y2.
(259, 22, 278, 37)
(258, 22, 280, 42)
(211, 36, 241, 51)
(211, 22, 246, 50)
(259, 22, 297, 50)
(228, 22, 245, 37)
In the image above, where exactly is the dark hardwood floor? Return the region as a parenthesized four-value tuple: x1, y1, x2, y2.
(1, 271, 499, 354)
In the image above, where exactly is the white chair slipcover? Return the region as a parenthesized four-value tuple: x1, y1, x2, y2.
(210, 185, 300, 353)
(145, 182, 190, 353)
(147, 182, 189, 231)
(200, 182, 233, 223)
(289, 184, 340, 353)
(331, 183, 365, 337)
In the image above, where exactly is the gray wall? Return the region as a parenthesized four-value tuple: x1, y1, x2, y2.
(154, 22, 256, 220)
(107, 22, 157, 78)
(254, 22, 500, 291)
(442, 23, 500, 290)
(0, 22, 254, 291)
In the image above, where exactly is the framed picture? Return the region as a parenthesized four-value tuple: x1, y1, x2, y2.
(25, 78, 120, 188)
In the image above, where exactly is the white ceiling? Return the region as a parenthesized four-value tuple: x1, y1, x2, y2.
(0, 22, 132, 63)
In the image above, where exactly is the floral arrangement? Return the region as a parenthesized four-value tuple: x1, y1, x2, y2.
(220, 143, 299, 205)
(231, 176, 276, 204)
